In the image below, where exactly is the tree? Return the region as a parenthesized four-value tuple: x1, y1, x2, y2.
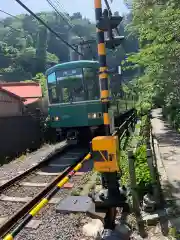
(125, 0, 180, 118)
(16, 47, 36, 74)
(0, 10, 138, 84)
(36, 25, 48, 73)
(71, 12, 82, 20)
(32, 73, 47, 96)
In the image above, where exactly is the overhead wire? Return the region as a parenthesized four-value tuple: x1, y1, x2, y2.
(0, 9, 36, 44)
(46, 0, 73, 30)
(46, 0, 96, 59)
(14, 0, 83, 56)
(53, 0, 74, 27)
(55, 0, 96, 59)
(0, 9, 20, 20)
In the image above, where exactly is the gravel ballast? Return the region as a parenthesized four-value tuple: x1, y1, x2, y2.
(23, 174, 55, 183)
(16, 207, 92, 240)
(0, 141, 67, 181)
(2, 172, 93, 240)
(0, 201, 24, 217)
(0, 149, 95, 240)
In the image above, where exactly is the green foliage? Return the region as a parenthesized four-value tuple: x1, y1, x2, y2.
(126, 0, 180, 126)
(119, 116, 152, 199)
(134, 145, 152, 198)
(46, 52, 59, 64)
(32, 73, 47, 96)
(0, 11, 138, 83)
(36, 26, 48, 73)
(120, 148, 130, 186)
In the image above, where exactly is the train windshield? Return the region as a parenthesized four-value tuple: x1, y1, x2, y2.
(47, 67, 100, 104)
(56, 68, 85, 103)
(83, 68, 100, 101)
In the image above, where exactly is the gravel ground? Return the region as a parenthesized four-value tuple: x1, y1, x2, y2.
(16, 206, 92, 240)
(0, 141, 94, 240)
(2, 185, 44, 198)
(1, 169, 94, 240)
(0, 141, 67, 181)
(0, 201, 24, 217)
(0, 173, 91, 226)
(23, 173, 56, 183)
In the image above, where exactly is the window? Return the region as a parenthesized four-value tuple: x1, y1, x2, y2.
(56, 68, 85, 103)
(83, 68, 100, 101)
(47, 72, 58, 104)
(47, 66, 100, 104)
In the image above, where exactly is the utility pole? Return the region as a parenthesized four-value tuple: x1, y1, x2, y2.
(91, 0, 128, 236)
(76, 39, 96, 60)
(78, 44, 83, 60)
(69, 32, 77, 61)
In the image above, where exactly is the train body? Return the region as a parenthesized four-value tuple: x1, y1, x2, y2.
(45, 60, 110, 140)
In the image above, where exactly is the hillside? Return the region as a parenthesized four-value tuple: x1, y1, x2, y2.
(0, 11, 138, 83)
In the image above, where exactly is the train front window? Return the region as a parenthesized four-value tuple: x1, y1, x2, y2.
(83, 68, 100, 101)
(56, 68, 85, 103)
(47, 72, 58, 104)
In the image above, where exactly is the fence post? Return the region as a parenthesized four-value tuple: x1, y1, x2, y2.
(128, 150, 146, 237)
(128, 150, 140, 216)
(149, 125, 163, 206)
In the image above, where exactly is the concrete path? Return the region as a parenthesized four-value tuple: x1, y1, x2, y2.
(151, 108, 180, 200)
(148, 108, 180, 239)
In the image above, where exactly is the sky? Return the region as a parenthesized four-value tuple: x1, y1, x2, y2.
(0, 0, 128, 22)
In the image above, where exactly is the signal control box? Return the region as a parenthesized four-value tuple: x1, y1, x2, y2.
(92, 136, 120, 172)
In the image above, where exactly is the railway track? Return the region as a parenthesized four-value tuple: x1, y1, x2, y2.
(0, 109, 137, 239)
(0, 142, 91, 238)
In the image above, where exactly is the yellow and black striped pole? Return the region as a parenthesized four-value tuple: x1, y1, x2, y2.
(3, 153, 91, 240)
(94, 0, 110, 136)
(94, 0, 119, 231)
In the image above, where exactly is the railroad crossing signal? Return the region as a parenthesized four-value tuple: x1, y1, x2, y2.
(96, 8, 124, 49)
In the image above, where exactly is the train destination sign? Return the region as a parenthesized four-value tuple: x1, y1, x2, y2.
(56, 68, 83, 81)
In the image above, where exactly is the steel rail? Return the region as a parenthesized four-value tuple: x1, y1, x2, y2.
(1, 110, 136, 239)
(0, 141, 68, 193)
(2, 152, 91, 240)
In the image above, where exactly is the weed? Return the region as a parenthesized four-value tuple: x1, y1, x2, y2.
(119, 114, 152, 200)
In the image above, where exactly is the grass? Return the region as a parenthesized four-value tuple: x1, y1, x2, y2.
(119, 115, 152, 200)
(17, 154, 26, 161)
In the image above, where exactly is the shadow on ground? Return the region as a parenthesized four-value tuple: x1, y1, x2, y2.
(152, 109, 180, 147)
(153, 179, 180, 238)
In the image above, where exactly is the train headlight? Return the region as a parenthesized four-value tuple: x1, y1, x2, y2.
(88, 112, 102, 119)
(52, 116, 60, 121)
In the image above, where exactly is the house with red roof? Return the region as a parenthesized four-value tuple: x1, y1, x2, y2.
(0, 87, 25, 117)
(0, 82, 43, 115)
(0, 82, 42, 105)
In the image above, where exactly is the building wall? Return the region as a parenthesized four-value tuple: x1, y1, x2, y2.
(25, 97, 48, 115)
(0, 115, 42, 160)
(0, 90, 23, 117)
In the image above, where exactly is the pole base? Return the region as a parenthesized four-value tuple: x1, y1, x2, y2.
(89, 187, 130, 212)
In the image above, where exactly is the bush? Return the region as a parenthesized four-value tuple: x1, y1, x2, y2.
(134, 144, 152, 200)
(119, 115, 152, 201)
(163, 105, 180, 130)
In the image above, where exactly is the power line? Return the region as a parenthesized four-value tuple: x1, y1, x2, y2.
(0, 11, 32, 40)
(46, 0, 73, 30)
(0, 9, 20, 20)
(46, 0, 85, 42)
(46, 0, 96, 59)
(0, 22, 28, 39)
(14, 0, 83, 56)
(53, 0, 73, 25)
